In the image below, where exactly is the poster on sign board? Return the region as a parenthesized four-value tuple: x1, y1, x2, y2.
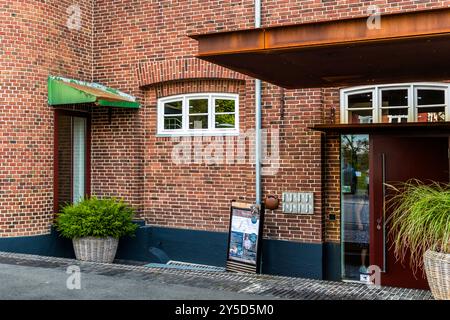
(226, 202, 264, 271)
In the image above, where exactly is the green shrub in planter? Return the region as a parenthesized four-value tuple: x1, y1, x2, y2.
(56, 197, 139, 263)
(56, 197, 139, 239)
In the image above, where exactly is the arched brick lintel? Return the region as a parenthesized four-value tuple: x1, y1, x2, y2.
(136, 57, 247, 87)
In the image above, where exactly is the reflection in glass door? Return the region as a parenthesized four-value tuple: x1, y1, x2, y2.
(341, 134, 370, 281)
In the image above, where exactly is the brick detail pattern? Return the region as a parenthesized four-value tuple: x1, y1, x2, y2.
(2, 0, 449, 243)
(260, 84, 324, 242)
(136, 58, 247, 87)
(90, 107, 144, 214)
(91, 1, 449, 244)
(90, 1, 255, 218)
(142, 79, 253, 231)
(0, 1, 93, 237)
(322, 88, 342, 243)
(261, 0, 448, 27)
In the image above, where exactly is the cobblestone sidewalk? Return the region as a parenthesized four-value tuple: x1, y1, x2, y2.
(0, 251, 432, 300)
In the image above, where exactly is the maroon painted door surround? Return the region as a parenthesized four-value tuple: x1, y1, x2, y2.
(370, 135, 449, 289)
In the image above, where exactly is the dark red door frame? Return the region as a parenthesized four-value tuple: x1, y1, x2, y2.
(369, 135, 384, 274)
(369, 134, 449, 289)
(53, 109, 91, 214)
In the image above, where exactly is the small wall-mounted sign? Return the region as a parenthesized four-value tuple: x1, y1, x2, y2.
(282, 192, 314, 214)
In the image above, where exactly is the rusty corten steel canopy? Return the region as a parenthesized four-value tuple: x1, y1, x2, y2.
(311, 122, 450, 134)
(190, 8, 450, 89)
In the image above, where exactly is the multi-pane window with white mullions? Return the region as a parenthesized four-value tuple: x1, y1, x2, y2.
(416, 88, 446, 123)
(189, 98, 209, 129)
(341, 83, 450, 124)
(345, 91, 374, 124)
(214, 98, 236, 129)
(380, 89, 409, 123)
(157, 93, 239, 135)
(163, 100, 183, 130)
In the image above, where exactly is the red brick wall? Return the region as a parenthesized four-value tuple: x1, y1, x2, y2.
(259, 0, 449, 243)
(91, 1, 449, 244)
(2, 0, 448, 241)
(93, 0, 255, 94)
(91, 0, 256, 230)
(142, 79, 252, 231)
(260, 84, 325, 242)
(0, 0, 93, 237)
(261, 0, 450, 241)
(90, 107, 144, 212)
(322, 88, 341, 243)
(91, 1, 256, 213)
(261, 0, 448, 26)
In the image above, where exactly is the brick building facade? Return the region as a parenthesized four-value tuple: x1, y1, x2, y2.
(1, 1, 449, 288)
(1, 1, 93, 237)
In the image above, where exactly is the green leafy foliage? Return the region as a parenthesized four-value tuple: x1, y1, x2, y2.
(386, 179, 450, 276)
(56, 197, 139, 239)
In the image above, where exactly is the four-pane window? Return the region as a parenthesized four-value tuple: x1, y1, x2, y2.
(158, 93, 239, 135)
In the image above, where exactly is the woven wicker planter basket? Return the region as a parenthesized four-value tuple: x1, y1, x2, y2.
(424, 249, 450, 300)
(72, 237, 119, 263)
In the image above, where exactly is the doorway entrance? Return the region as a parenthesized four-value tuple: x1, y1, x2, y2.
(370, 135, 449, 289)
(54, 110, 91, 212)
(341, 134, 449, 289)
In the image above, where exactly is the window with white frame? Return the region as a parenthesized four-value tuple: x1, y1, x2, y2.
(341, 83, 450, 124)
(157, 93, 239, 135)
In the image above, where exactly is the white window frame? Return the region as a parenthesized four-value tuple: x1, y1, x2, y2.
(341, 88, 376, 124)
(378, 86, 412, 123)
(340, 82, 450, 124)
(157, 93, 239, 136)
(414, 85, 449, 122)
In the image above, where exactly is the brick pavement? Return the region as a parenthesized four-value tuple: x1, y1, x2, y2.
(0, 252, 432, 300)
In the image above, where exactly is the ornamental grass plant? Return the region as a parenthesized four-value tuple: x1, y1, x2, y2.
(386, 179, 450, 277)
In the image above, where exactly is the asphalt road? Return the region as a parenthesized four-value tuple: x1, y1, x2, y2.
(0, 263, 270, 300)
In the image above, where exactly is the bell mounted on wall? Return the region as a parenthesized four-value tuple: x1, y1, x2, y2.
(264, 194, 279, 210)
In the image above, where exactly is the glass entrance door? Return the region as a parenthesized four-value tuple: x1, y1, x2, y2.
(55, 111, 90, 211)
(340, 134, 370, 281)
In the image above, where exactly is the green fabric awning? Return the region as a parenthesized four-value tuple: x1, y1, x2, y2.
(48, 76, 140, 109)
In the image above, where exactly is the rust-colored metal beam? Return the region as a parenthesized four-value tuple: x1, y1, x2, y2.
(190, 8, 450, 88)
(193, 29, 264, 56)
(311, 122, 450, 134)
(192, 8, 450, 56)
(267, 7, 450, 51)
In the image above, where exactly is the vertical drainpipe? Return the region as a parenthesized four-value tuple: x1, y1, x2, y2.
(255, 0, 263, 274)
(255, 0, 262, 206)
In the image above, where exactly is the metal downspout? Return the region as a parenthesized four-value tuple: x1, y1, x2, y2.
(255, 0, 262, 206)
(254, 0, 263, 274)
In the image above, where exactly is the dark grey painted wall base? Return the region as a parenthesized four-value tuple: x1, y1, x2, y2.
(0, 227, 75, 258)
(323, 242, 341, 281)
(0, 224, 341, 281)
(261, 240, 323, 279)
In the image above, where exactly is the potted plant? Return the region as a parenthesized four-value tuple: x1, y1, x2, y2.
(56, 197, 139, 263)
(386, 179, 449, 300)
